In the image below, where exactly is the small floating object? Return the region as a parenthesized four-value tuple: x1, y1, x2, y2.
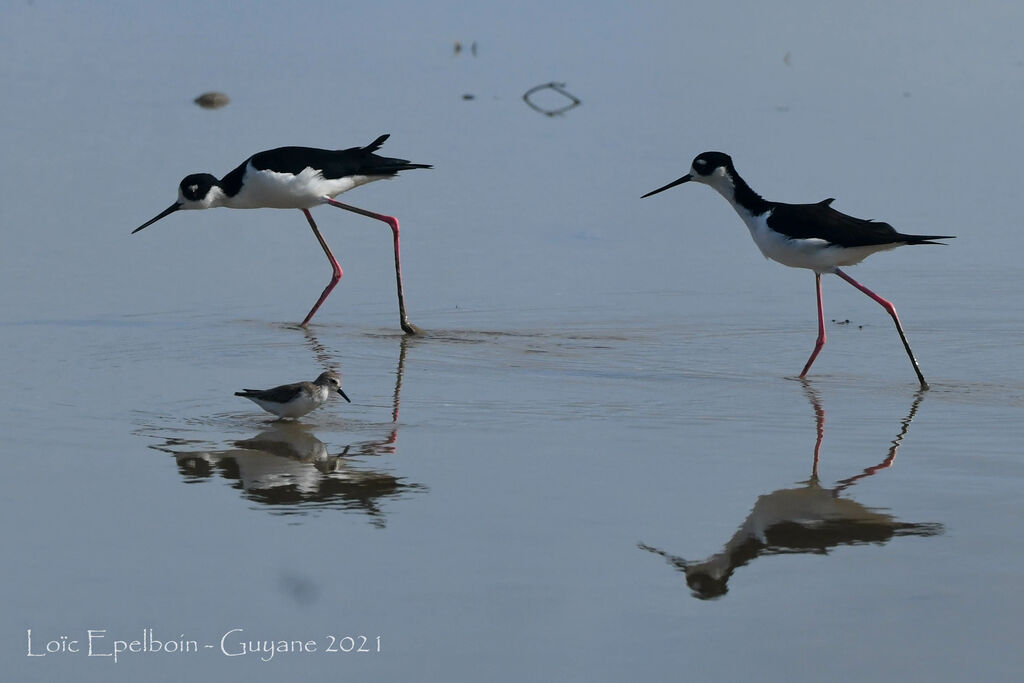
(453, 40, 477, 57)
(235, 371, 350, 419)
(193, 91, 230, 109)
(522, 82, 581, 117)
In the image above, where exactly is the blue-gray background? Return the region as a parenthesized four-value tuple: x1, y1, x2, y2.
(2, 1, 1022, 681)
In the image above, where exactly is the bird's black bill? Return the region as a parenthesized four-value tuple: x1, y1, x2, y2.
(338, 388, 351, 403)
(641, 174, 692, 198)
(132, 203, 181, 234)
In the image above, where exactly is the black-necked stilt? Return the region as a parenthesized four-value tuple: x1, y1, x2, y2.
(642, 152, 954, 388)
(132, 135, 430, 333)
(235, 370, 350, 419)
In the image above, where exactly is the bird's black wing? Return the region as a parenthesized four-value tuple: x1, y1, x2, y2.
(246, 136, 431, 181)
(235, 382, 303, 403)
(768, 200, 953, 247)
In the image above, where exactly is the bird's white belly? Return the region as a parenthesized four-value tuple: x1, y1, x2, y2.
(741, 211, 898, 273)
(227, 164, 386, 209)
(252, 393, 321, 418)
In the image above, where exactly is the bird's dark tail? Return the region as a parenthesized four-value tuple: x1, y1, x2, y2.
(359, 134, 432, 171)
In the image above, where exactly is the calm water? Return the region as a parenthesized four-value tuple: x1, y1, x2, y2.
(3, 2, 1024, 681)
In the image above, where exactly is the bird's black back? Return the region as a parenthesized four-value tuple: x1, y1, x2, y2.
(767, 199, 954, 248)
(218, 134, 431, 195)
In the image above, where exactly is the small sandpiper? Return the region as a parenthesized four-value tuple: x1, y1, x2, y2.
(235, 371, 350, 419)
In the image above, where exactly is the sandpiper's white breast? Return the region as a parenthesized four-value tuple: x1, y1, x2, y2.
(252, 384, 328, 418)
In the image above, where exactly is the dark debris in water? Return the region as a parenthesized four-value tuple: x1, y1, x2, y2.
(453, 40, 478, 57)
(523, 82, 581, 117)
(194, 91, 230, 109)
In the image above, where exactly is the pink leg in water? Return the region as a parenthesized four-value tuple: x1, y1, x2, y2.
(324, 198, 419, 335)
(299, 208, 343, 327)
(833, 267, 928, 389)
(800, 273, 826, 377)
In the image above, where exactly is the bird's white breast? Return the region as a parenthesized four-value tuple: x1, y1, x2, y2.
(225, 163, 388, 210)
(253, 387, 327, 418)
(736, 207, 898, 273)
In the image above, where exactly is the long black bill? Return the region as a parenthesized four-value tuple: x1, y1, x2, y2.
(337, 388, 351, 403)
(132, 203, 181, 234)
(641, 174, 692, 198)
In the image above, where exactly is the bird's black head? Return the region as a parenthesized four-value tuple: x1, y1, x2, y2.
(642, 151, 737, 199)
(178, 173, 219, 203)
(690, 151, 734, 178)
(131, 172, 222, 234)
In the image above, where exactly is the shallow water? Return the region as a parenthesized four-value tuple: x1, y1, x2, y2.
(3, 2, 1024, 681)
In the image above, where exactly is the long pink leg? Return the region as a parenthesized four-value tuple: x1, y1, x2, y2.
(834, 267, 928, 389)
(299, 208, 342, 327)
(800, 273, 826, 377)
(324, 198, 418, 335)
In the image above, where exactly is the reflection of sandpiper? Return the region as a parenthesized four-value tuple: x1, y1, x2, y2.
(235, 371, 349, 419)
(143, 335, 419, 525)
(165, 423, 423, 526)
(640, 384, 942, 599)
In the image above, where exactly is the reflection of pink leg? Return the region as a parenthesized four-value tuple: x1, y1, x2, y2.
(300, 209, 342, 327)
(834, 267, 928, 389)
(800, 273, 826, 377)
(325, 198, 418, 335)
(805, 381, 825, 477)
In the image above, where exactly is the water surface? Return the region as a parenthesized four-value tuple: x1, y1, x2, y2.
(3, 2, 1023, 681)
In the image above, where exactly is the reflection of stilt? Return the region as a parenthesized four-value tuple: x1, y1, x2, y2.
(832, 388, 924, 494)
(355, 335, 407, 455)
(800, 380, 923, 485)
(640, 387, 941, 599)
(299, 326, 407, 448)
(374, 335, 407, 450)
(392, 335, 408, 424)
(804, 380, 826, 476)
(301, 325, 334, 371)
